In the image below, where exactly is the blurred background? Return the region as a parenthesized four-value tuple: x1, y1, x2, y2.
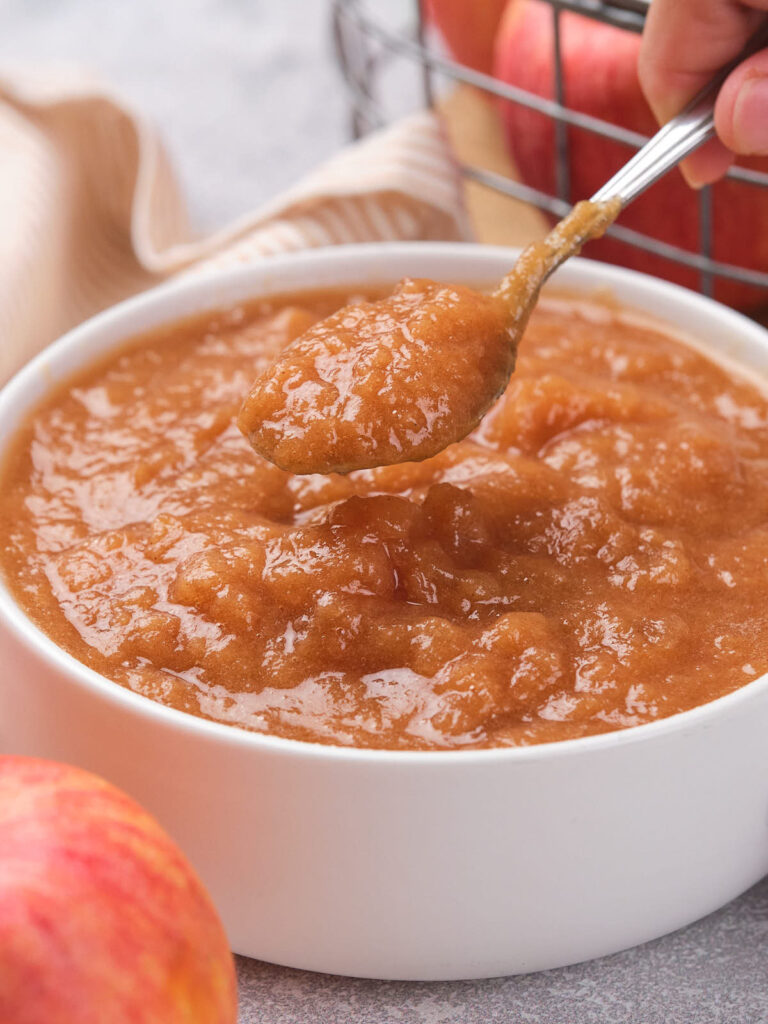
(2, 0, 351, 228)
(6, 0, 768, 310)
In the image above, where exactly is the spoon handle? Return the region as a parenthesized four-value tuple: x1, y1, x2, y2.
(592, 20, 768, 206)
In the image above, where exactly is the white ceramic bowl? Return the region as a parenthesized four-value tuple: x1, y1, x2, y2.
(1, 244, 768, 982)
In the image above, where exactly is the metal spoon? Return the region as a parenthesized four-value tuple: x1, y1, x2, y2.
(594, 20, 768, 206)
(500, 20, 768, 307)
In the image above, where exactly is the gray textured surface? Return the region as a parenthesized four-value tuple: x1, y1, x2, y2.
(3, 1, 768, 1020)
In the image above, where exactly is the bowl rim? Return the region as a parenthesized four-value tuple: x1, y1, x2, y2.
(3, 240, 768, 767)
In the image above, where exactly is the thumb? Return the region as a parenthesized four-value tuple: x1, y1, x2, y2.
(716, 48, 768, 155)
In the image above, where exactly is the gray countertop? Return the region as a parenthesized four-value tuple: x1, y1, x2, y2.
(3, 1, 767, 1020)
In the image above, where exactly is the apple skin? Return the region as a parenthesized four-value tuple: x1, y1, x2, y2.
(425, 0, 509, 75)
(493, 0, 768, 310)
(0, 756, 237, 1024)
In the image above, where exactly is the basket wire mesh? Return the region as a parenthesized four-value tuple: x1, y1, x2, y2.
(332, 0, 768, 300)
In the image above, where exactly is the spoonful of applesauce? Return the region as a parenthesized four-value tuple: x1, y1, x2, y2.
(238, 200, 618, 475)
(239, 31, 762, 475)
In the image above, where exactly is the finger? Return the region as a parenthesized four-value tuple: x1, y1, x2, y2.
(678, 139, 734, 189)
(715, 46, 768, 153)
(638, 0, 767, 124)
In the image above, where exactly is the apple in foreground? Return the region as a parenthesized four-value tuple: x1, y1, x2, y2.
(0, 756, 237, 1024)
(425, 0, 509, 75)
(493, 0, 768, 310)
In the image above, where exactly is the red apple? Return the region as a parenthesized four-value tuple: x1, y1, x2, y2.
(493, 0, 768, 309)
(426, 0, 509, 75)
(0, 756, 237, 1024)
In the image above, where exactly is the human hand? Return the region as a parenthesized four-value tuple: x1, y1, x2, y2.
(638, 0, 768, 185)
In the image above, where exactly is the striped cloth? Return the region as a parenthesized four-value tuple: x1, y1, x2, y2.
(0, 66, 469, 384)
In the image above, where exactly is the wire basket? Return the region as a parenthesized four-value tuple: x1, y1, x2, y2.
(332, 0, 768, 303)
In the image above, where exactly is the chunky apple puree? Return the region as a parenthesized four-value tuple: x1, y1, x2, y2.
(2, 291, 768, 750)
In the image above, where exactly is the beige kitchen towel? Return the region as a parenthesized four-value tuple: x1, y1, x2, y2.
(0, 65, 469, 383)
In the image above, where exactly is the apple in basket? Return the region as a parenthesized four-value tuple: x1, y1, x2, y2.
(492, 0, 768, 310)
(0, 757, 237, 1024)
(425, 0, 508, 74)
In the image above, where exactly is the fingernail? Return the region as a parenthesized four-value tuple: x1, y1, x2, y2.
(677, 145, 733, 190)
(679, 162, 706, 190)
(732, 71, 768, 154)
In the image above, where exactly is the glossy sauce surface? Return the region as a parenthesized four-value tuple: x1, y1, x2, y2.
(239, 279, 515, 474)
(2, 290, 768, 750)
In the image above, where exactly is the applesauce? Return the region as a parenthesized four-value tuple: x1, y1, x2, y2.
(2, 289, 768, 750)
